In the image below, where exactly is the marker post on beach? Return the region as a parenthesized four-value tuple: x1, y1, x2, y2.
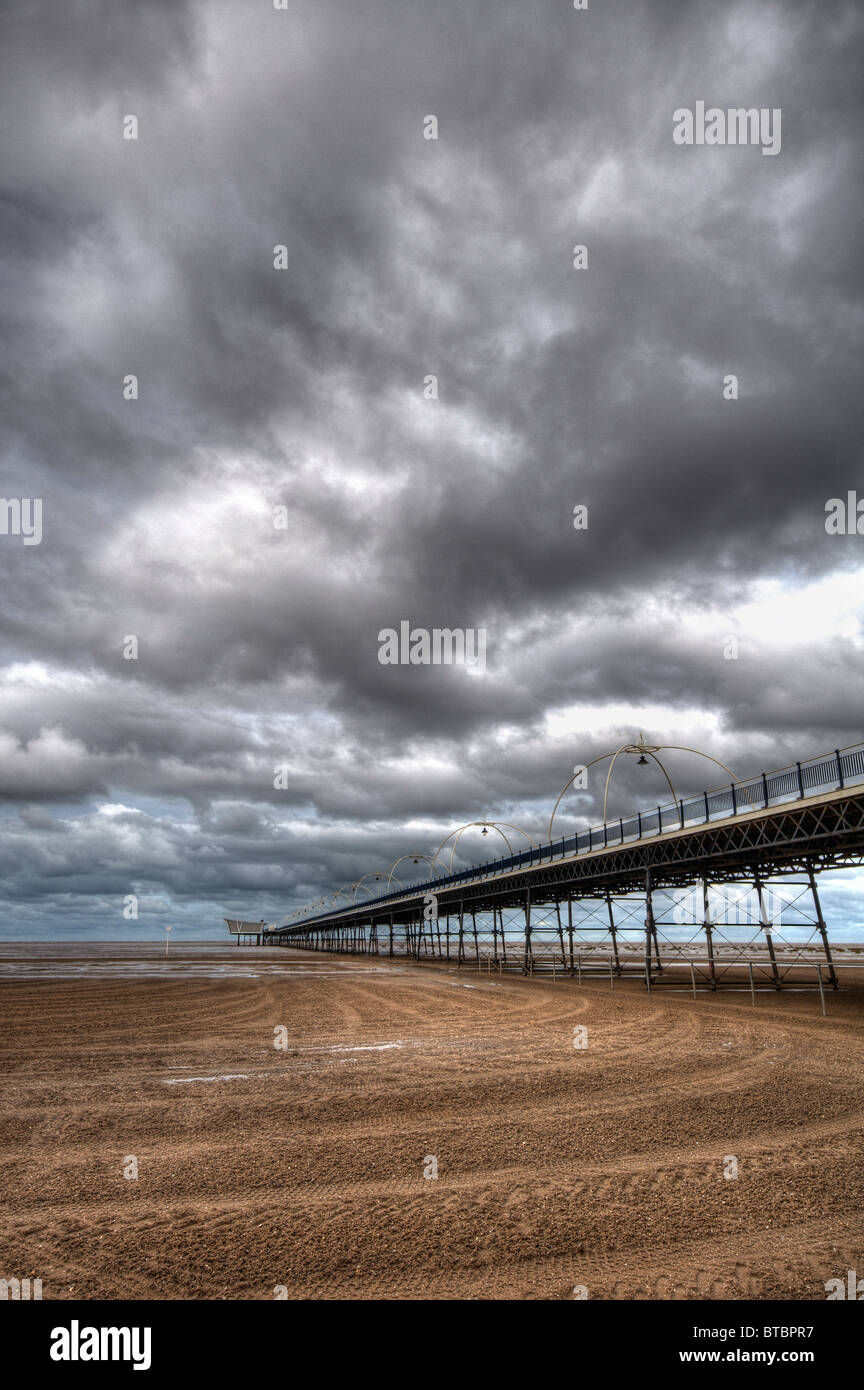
(165, 924, 172, 957)
(817, 964, 826, 1017)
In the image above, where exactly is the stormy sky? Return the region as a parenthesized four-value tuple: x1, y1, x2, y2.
(1, 0, 862, 938)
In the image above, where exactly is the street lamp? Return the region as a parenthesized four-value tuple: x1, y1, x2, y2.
(434, 820, 539, 874)
(548, 735, 742, 841)
(385, 853, 442, 891)
(351, 873, 387, 902)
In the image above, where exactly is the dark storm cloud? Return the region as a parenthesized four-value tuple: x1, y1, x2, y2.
(1, 0, 862, 929)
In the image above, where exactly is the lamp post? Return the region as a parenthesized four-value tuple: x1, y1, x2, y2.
(385, 853, 441, 891)
(351, 873, 386, 902)
(548, 734, 741, 841)
(434, 820, 539, 874)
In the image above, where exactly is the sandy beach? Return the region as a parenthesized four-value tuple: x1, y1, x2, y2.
(1, 943, 862, 1300)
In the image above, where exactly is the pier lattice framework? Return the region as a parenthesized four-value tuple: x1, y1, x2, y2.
(271, 744, 864, 992)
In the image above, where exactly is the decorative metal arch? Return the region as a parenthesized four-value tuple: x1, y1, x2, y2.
(351, 872, 387, 902)
(434, 820, 539, 875)
(385, 853, 441, 891)
(548, 735, 742, 841)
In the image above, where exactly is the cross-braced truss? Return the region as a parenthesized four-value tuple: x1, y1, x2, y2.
(275, 782, 864, 992)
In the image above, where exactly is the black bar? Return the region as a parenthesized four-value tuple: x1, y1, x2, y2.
(9, 1298, 860, 1375)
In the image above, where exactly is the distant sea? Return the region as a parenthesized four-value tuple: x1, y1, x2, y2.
(0, 925, 239, 943)
(0, 940, 306, 981)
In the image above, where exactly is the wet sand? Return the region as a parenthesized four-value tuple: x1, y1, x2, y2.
(1, 944, 863, 1300)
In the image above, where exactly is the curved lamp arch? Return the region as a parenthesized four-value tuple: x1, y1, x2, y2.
(548, 736, 743, 841)
(385, 853, 441, 891)
(434, 820, 538, 875)
(547, 752, 619, 842)
(351, 872, 387, 902)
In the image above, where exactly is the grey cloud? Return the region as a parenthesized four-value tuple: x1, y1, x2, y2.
(1, 0, 862, 931)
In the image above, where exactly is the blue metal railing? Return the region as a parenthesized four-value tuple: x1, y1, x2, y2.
(282, 742, 864, 930)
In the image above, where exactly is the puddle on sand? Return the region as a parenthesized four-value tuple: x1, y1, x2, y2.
(164, 1073, 252, 1084)
(161, 1042, 409, 1082)
(0, 962, 410, 982)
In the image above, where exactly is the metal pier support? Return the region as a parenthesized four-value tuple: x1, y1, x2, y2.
(808, 864, 838, 988)
(754, 870, 781, 989)
(702, 878, 717, 990)
(644, 870, 662, 985)
(605, 891, 621, 976)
